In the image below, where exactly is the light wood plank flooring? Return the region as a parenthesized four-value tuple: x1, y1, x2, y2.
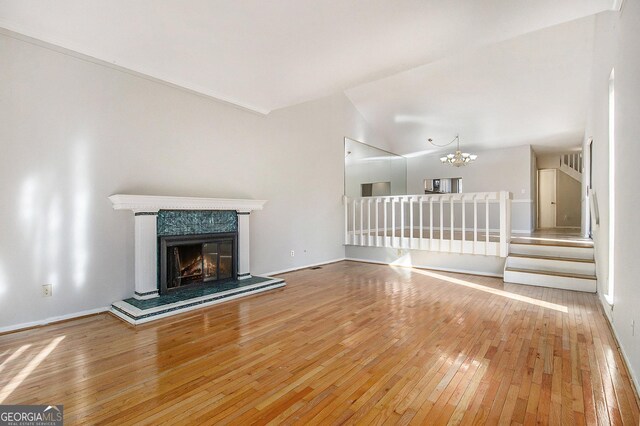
(0, 261, 637, 424)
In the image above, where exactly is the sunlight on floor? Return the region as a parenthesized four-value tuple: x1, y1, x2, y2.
(396, 267, 569, 313)
(0, 336, 65, 403)
(0, 344, 30, 376)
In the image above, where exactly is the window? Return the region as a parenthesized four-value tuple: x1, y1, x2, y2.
(606, 68, 615, 305)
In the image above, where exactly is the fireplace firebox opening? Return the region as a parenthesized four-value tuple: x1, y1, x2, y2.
(159, 232, 237, 294)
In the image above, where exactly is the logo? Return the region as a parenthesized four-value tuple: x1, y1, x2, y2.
(0, 405, 63, 426)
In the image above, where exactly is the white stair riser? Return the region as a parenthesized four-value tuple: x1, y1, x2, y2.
(509, 244, 593, 260)
(504, 270, 596, 293)
(506, 257, 595, 275)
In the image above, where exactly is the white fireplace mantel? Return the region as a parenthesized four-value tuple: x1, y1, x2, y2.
(109, 194, 267, 300)
(108, 194, 267, 213)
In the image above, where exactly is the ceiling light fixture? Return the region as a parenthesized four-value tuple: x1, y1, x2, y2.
(428, 134, 477, 167)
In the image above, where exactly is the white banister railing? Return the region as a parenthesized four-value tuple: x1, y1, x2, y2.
(562, 153, 583, 174)
(344, 191, 512, 257)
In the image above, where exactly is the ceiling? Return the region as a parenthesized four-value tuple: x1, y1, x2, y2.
(0, 0, 615, 120)
(346, 16, 597, 156)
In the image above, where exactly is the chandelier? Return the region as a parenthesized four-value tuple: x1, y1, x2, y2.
(428, 135, 477, 167)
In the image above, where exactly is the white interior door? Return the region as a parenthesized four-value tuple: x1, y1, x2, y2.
(539, 169, 557, 228)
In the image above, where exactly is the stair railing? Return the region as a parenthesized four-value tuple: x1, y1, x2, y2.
(562, 153, 583, 174)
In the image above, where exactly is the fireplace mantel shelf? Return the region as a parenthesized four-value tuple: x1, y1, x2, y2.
(109, 194, 267, 213)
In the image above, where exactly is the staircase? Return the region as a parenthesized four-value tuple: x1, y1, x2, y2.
(559, 152, 583, 182)
(503, 237, 596, 292)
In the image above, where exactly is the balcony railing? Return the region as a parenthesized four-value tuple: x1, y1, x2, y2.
(344, 191, 512, 257)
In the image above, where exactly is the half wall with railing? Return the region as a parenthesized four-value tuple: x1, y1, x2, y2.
(344, 191, 512, 257)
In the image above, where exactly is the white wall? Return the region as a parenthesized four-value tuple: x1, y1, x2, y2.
(345, 246, 506, 277)
(556, 170, 581, 227)
(583, 4, 640, 390)
(407, 145, 534, 232)
(0, 32, 387, 329)
(536, 154, 562, 169)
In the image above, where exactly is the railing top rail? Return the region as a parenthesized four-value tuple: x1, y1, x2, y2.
(346, 191, 512, 202)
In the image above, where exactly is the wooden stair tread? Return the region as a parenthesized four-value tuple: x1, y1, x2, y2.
(508, 253, 594, 263)
(505, 267, 596, 280)
(510, 239, 593, 249)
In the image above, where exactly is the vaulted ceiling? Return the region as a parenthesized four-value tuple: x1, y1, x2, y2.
(0, 0, 617, 152)
(346, 16, 596, 155)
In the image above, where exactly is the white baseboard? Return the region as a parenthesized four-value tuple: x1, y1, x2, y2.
(0, 306, 110, 334)
(260, 258, 346, 277)
(344, 257, 504, 278)
(598, 297, 640, 399)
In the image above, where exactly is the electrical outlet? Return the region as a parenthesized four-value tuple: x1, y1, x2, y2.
(290, 250, 295, 257)
(42, 284, 52, 297)
(632, 320, 635, 336)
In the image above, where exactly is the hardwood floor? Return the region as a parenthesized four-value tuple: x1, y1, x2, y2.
(0, 261, 637, 425)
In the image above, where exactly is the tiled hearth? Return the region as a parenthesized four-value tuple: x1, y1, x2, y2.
(108, 195, 285, 325)
(111, 276, 285, 325)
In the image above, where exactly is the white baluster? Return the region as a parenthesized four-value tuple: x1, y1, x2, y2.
(462, 195, 466, 249)
(391, 197, 396, 247)
(359, 199, 364, 246)
(367, 199, 371, 246)
(375, 198, 380, 247)
(485, 195, 490, 255)
(499, 191, 510, 257)
(352, 199, 356, 245)
(384, 198, 388, 245)
(344, 196, 349, 245)
(400, 197, 405, 248)
(450, 196, 454, 249)
(473, 195, 478, 254)
(409, 197, 414, 245)
(439, 196, 444, 244)
(419, 196, 424, 241)
(429, 197, 434, 250)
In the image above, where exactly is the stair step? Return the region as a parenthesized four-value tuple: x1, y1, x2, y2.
(505, 267, 596, 280)
(509, 243, 594, 260)
(510, 239, 593, 248)
(506, 255, 595, 275)
(508, 253, 594, 263)
(503, 268, 597, 293)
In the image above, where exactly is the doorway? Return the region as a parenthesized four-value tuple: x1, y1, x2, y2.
(538, 169, 557, 228)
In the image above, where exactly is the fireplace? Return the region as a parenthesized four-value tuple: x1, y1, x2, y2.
(109, 195, 267, 300)
(159, 232, 237, 294)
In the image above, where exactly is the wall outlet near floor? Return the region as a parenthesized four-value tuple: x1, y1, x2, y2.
(290, 250, 295, 257)
(42, 284, 52, 297)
